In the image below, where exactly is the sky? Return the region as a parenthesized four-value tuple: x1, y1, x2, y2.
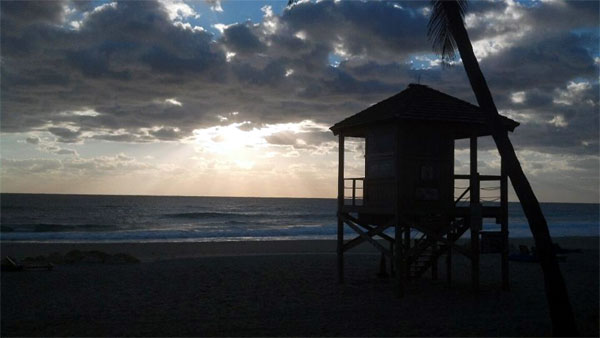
(1, 0, 598, 202)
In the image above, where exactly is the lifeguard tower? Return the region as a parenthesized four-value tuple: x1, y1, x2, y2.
(330, 84, 519, 293)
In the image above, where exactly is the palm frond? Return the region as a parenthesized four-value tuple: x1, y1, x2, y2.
(427, 0, 468, 64)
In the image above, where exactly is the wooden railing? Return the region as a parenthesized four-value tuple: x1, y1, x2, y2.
(343, 175, 506, 208)
(344, 177, 364, 206)
(454, 174, 503, 206)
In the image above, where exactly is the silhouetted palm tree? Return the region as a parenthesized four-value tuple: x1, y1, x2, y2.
(428, 1, 577, 335)
(287, 0, 578, 335)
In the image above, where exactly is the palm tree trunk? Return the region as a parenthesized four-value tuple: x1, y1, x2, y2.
(440, 2, 578, 336)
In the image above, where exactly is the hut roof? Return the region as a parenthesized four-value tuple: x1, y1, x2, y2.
(330, 84, 519, 137)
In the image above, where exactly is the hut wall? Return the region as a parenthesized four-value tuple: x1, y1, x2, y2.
(364, 124, 396, 209)
(398, 124, 454, 220)
(363, 122, 455, 222)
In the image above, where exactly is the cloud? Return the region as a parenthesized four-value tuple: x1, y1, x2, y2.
(26, 136, 40, 145)
(1, 158, 63, 174)
(264, 131, 298, 146)
(159, 0, 198, 21)
(280, 1, 431, 62)
(553, 81, 593, 106)
(1, 153, 151, 177)
(221, 22, 266, 55)
(148, 127, 183, 141)
(54, 148, 79, 156)
(0, 0, 597, 161)
(47, 127, 82, 143)
(205, 0, 223, 12)
(1, 0, 67, 29)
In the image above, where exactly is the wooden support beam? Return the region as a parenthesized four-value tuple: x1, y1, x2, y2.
(470, 135, 481, 292)
(395, 216, 403, 296)
(446, 238, 452, 286)
(390, 242, 395, 275)
(431, 241, 438, 280)
(407, 226, 472, 260)
(394, 126, 403, 297)
(351, 217, 395, 243)
(352, 179, 356, 206)
(404, 225, 411, 280)
(337, 133, 345, 284)
(343, 218, 392, 257)
(393, 216, 472, 261)
(342, 220, 393, 252)
(501, 156, 510, 291)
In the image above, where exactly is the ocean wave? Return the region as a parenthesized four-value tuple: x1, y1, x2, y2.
(162, 211, 333, 220)
(1, 223, 116, 232)
(0, 205, 28, 211)
(162, 212, 268, 219)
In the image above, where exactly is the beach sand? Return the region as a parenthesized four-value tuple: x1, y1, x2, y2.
(2, 237, 598, 337)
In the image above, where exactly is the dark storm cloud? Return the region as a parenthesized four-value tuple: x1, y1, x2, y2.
(461, 0, 599, 43)
(482, 33, 597, 92)
(521, 0, 599, 35)
(1, 0, 66, 29)
(1, 0, 228, 137)
(221, 22, 266, 55)
(1, 0, 421, 141)
(70, 0, 96, 12)
(282, 0, 430, 61)
(0, 0, 598, 159)
(66, 49, 131, 79)
(47, 127, 82, 143)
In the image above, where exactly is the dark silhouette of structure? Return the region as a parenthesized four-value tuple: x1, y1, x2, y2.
(428, 1, 578, 335)
(331, 83, 517, 292)
(289, 0, 579, 333)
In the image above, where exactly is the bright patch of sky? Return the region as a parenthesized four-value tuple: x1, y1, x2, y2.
(511, 91, 526, 104)
(513, 0, 543, 8)
(183, 0, 288, 37)
(59, 109, 101, 117)
(164, 98, 183, 106)
(408, 54, 442, 70)
(328, 53, 344, 68)
(392, 2, 426, 18)
(63, 0, 289, 37)
(548, 115, 568, 128)
(553, 80, 592, 106)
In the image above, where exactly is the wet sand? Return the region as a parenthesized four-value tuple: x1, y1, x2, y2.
(1, 237, 598, 336)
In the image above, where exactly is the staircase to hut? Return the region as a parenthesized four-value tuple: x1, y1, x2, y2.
(404, 217, 469, 279)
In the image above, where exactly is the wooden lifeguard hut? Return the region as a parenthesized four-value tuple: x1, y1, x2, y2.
(330, 84, 519, 293)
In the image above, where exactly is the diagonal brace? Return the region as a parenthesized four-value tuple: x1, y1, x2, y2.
(344, 222, 393, 252)
(343, 218, 392, 257)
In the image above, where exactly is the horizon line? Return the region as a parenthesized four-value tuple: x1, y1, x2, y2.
(0, 191, 597, 204)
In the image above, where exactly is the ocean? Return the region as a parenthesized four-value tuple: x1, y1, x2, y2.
(0, 194, 597, 242)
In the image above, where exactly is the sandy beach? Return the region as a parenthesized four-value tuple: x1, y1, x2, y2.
(2, 237, 598, 337)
